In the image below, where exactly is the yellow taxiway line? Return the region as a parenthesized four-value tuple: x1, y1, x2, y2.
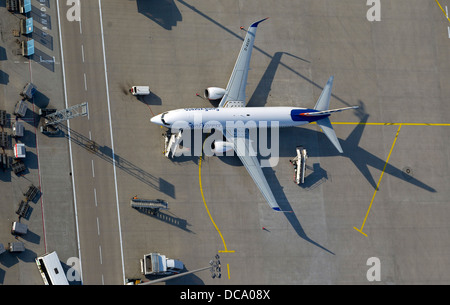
(353, 125, 402, 237)
(200, 121, 450, 241)
(435, 0, 450, 23)
(198, 156, 235, 254)
(332, 121, 450, 236)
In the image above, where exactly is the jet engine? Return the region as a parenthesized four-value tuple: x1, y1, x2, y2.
(204, 87, 225, 101)
(210, 140, 234, 154)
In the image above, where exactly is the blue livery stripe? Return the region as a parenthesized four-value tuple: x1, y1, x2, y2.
(290, 109, 329, 122)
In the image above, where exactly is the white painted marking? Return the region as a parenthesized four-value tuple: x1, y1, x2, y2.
(99, 245, 102, 265)
(56, 0, 83, 283)
(84, 73, 88, 91)
(91, 159, 95, 178)
(94, 188, 98, 207)
(81, 44, 85, 62)
(98, 0, 125, 284)
(97, 217, 100, 236)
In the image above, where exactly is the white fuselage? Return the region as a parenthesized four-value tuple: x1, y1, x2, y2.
(150, 107, 328, 129)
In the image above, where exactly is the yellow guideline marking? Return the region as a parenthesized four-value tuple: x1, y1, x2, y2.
(227, 264, 231, 279)
(435, 0, 450, 23)
(198, 156, 235, 253)
(354, 124, 402, 237)
(315, 121, 450, 235)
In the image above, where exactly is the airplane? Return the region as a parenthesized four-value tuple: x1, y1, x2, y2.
(150, 18, 358, 212)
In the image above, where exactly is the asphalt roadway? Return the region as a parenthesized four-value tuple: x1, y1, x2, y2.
(2, 0, 450, 285)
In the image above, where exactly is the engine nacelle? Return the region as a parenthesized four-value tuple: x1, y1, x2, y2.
(210, 140, 234, 154)
(204, 87, 225, 101)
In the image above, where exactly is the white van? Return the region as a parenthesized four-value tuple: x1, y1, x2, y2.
(130, 86, 150, 96)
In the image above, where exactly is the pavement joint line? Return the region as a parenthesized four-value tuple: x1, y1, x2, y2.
(353, 124, 402, 237)
(198, 156, 235, 254)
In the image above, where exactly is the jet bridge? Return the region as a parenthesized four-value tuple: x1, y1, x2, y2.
(290, 146, 308, 185)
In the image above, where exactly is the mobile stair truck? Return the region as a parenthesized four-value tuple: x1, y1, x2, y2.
(290, 146, 308, 185)
(130, 197, 168, 215)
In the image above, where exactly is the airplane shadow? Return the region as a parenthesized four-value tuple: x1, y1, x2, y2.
(313, 109, 436, 193)
(246, 51, 282, 108)
(247, 52, 310, 108)
(200, 132, 334, 254)
(191, 44, 435, 254)
(146, 3, 435, 253)
(254, 103, 436, 194)
(176, 0, 354, 109)
(191, 48, 434, 254)
(262, 165, 335, 255)
(203, 106, 435, 254)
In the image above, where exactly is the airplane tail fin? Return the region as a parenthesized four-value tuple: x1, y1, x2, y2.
(313, 76, 358, 154)
(314, 76, 334, 111)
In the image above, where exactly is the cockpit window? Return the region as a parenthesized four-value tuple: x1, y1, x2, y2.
(160, 112, 169, 126)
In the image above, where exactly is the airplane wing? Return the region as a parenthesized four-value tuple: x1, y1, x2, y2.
(224, 128, 282, 212)
(218, 18, 281, 211)
(218, 18, 268, 108)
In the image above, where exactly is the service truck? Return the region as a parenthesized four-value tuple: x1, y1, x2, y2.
(14, 100, 27, 117)
(21, 82, 36, 100)
(11, 222, 28, 235)
(140, 253, 184, 276)
(8, 241, 25, 253)
(13, 121, 24, 137)
(130, 86, 150, 96)
(14, 143, 26, 159)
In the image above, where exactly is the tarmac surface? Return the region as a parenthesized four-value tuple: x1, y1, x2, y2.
(1, 0, 450, 285)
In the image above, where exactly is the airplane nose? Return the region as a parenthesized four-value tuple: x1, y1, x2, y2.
(150, 114, 162, 125)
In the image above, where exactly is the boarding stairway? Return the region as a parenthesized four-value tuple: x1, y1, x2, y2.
(289, 146, 308, 185)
